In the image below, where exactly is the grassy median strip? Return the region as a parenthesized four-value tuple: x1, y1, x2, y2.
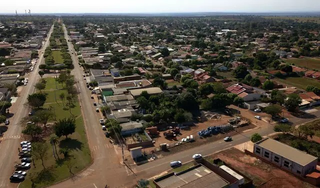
(20, 77, 91, 188)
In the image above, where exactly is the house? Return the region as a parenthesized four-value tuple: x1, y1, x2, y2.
(299, 92, 320, 107)
(254, 138, 317, 176)
(120, 122, 143, 136)
(130, 87, 163, 97)
(226, 83, 262, 102)
(305, 70, 316, 78)
(312, 72, 320, 79)
(0, 87, 10, 101)
(214, 63, 228, 71)
(292, 66, 306, 73)
(194, 73, 215, 84)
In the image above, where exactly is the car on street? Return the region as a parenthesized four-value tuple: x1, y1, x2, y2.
(254, 116, 261, 120)
(93, 102, 97, 106)
(21, 148, 31, 152)
(91, 95, 94, 99)
(5, 119, 10, 125)
(21, 158, 32, 163)
(104, 132, 110, 137)
(170, 161, 182, 168)
(192, 154, 202, 160)
(10, 174, 25, 182)
(96, 108, 99, 112)
(224, 136, 232, 142)
(102, 126, 107, 131)
(99, 119, 105, 125)
(14, 171, 27, 176)
(22, 144, 31, 149)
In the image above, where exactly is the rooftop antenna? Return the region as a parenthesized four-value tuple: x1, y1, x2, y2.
(28, 9, 31, 16)
(25, 10, 27, 16)
(15, 10, 18, 16)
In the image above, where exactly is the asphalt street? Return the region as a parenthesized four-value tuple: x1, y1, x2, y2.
(0, 25, 54, 188)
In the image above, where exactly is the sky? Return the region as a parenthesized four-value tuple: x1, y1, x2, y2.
(1, 0, 320, 14)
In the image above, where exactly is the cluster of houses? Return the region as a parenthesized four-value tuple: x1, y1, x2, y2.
(0, 21, 51, 103)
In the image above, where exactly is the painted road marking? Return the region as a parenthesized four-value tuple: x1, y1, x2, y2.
(80, 168, 94, 177)
(3, 135, 21, 140)
(93, 183, 98, 188)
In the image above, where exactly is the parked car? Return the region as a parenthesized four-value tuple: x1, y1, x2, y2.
(14, 171, 27, 176)
(170, 161, 182, 168)
(93, 102, 97, 106)
(102, 126, 107, 131)
(21, 158, 32, 163)
(280, 118, 289, 123)
(18, 152, 31, 157)
(5, 119, 10, 125)
(21, 148, 31, 152)
(96, 108, 99, 112)
(10, 174, 25, 182)
(99, 119, 105, 125)
(104, 132, 110, 137)
(224, 136, 232, 142)
(20, 141, 31, 146)
(16, 162, 31, 169)
(91, 95, 94, 99)
(254, 116, 261, 120)
(254, 108, 261, 112)
(22, 144, 31, 149)
(192, 154, 202, 160)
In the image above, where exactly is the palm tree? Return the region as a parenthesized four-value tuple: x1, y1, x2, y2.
(50, 135, 59, 160)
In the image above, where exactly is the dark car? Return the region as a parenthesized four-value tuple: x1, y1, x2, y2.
(104, 132, 110, 137)
(18, 152, 31, 157)
(10, 174, 25, 182)
(21, 157, 32, 163)
(280, 118, 289, 123)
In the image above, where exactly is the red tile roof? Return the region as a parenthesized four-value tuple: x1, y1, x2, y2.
(313, 72, 320, 78)
(306, 92, 320, 100)
(305, 70, 316, 77)
(292, 66, 306, 73)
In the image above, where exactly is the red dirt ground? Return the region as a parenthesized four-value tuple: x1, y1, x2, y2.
(210, 148, 315, 188)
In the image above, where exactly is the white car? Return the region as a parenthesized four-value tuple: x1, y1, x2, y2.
(20, 141, 31, 146)
(22, 148, 31, 152)
(14, 171, 27, 176)
(254, 116, 261, 120)
(102, 126, 106, 131)
(192, 154, 202, 159)
(254, 108, 261, 112)
(99, 119, 105, 125)
(22, 144, 31, 149)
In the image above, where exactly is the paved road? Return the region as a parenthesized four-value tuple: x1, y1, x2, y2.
(49, 24, 134, 188)
(0, 25, 54, 188)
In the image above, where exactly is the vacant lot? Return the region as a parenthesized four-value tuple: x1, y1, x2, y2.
(275, 77, 320, 90)
(285, 58, 320, 70)
(207, 148, 315, 188)
(20, 78, 91, 188)
(52, 50, 63, 64)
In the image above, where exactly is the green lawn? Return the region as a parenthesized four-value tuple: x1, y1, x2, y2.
(20, 78, 91, 188)
(275, 77, 320, 90)
(52, 50, 63, 64)
(166, 81, 181, 87)
(285, 58, 320, 70)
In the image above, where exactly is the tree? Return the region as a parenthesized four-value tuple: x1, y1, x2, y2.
(50, 135, 59, 160)
(176, 92, 199, 113)
(160, 48, 170, 57)
(199, 83, 214, 96)
(271, 90, 286, 105)
(0, 101, 12, 113)
(170, 68, 179, 77)
(35, 82, 46, 92)
(31, 142, 48, 169)
(32, 109, 55, 127)
(285, 93, 302, 112)
(262, 80, 275, 90)
(251, 133, 263, 143)
(213, 83, 226, 94)
(0, 115, 6, 123)
(22, 124, 42, 140)
(38, 71, 44, 78)
(59, 93, 65, 106)
(136, 96, 149, 109)
(174, 112, 185, 124)
(233, 65, 249, 79)
(201, 98, 213, 110)
(152, 77, 167, 89)
(274, 124, 292, 133)
(250, 78, 261, 87)
(264, 104, 282, 117)
(54, 118, 76, 139)
(233, 97, 244, 106)
(106, 119, 122, 137)
(27, 93, 47, 109)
